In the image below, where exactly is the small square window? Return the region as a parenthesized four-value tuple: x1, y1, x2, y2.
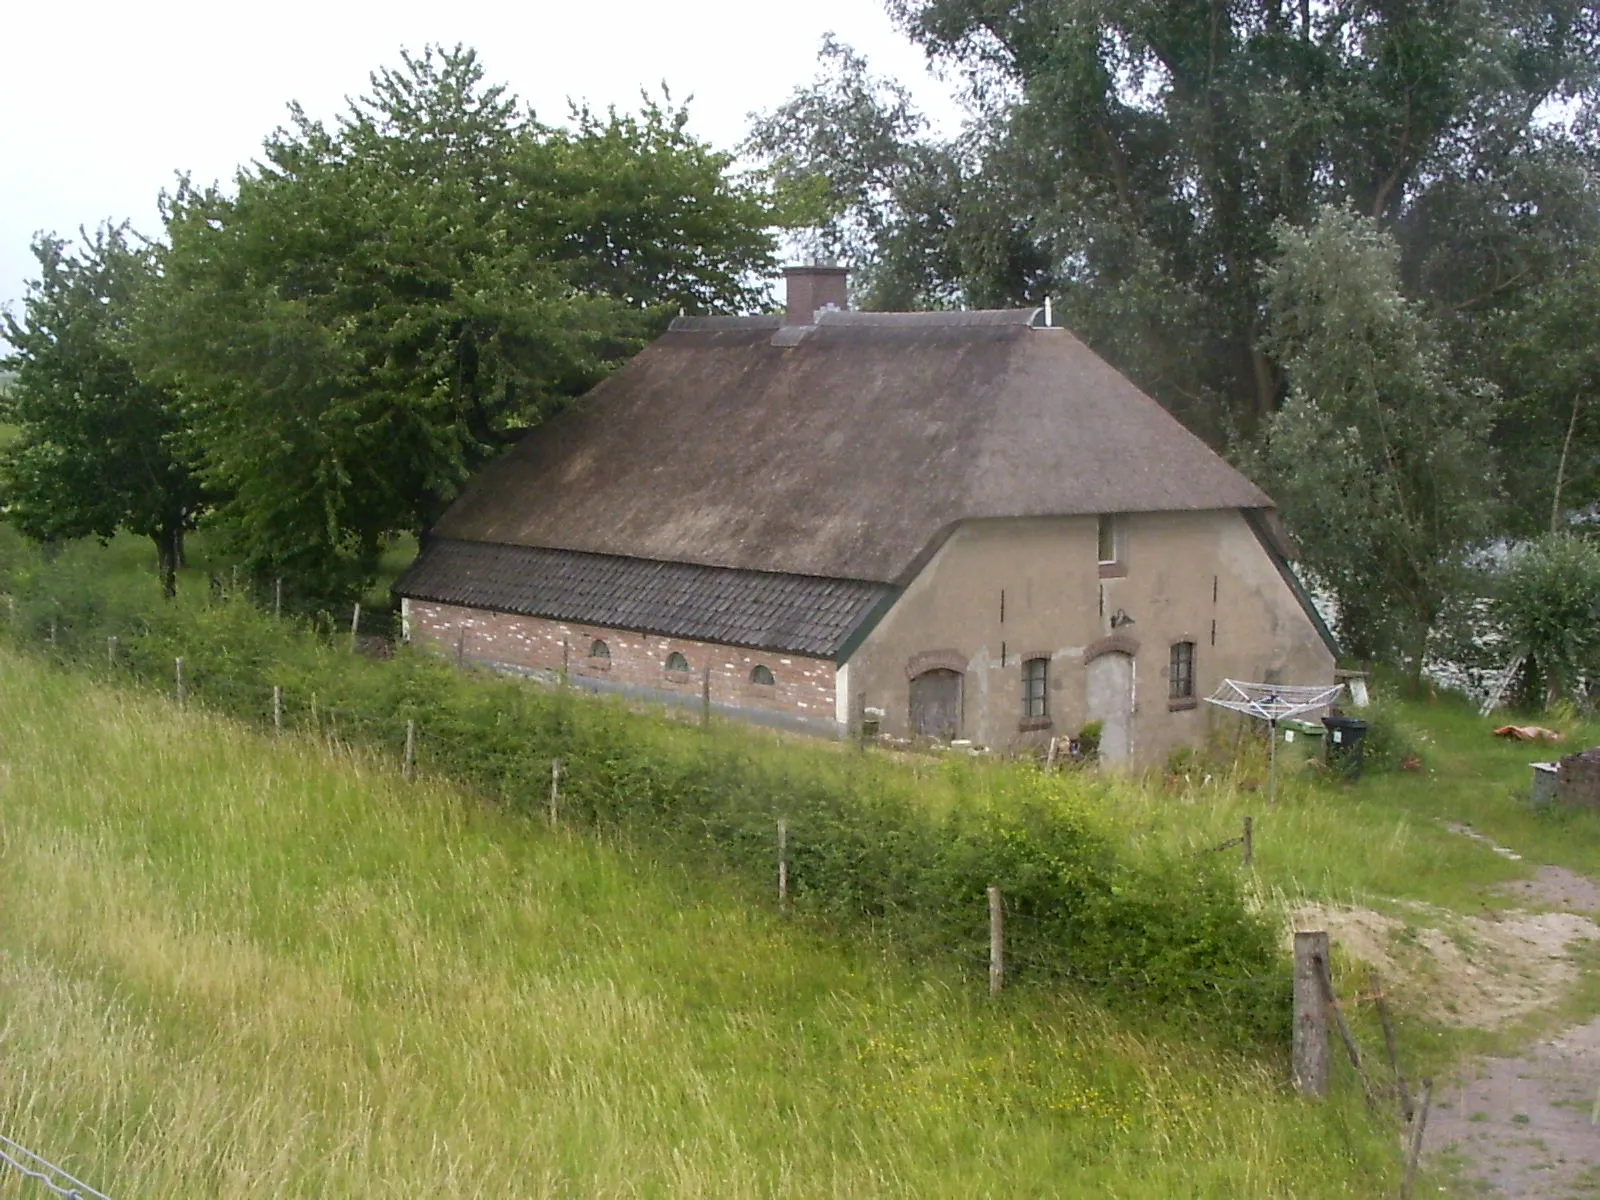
(1022, 657, 1049, 718)
(1170, 641, 1195, 700)
(1097, 515, 1118, 565)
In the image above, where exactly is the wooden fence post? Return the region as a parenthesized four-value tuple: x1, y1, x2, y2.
(561, 637, 570, 686)
(549, 758, 561, 827)
(778, 818, 789, 913)
(700, 665, 712, 728)
(456, 628, 466, 668)
(1293, 930, 1329, 1098)
(403, 720, 416, 780)
(1045, 736, 1060, 772)
(272, 685, 283, 734)
(175, 657, 186, 708)
(1400, 1080, 1433, 1200)
(1242, 815, 1254, 868)
(988, 885, 1005, 997)
(274, 576, 283, 619)
(350, 602, 361, 649)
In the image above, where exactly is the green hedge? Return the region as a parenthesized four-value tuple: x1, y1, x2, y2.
(1, 548, 1290, 1044)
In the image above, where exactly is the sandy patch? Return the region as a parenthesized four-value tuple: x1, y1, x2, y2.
(1495, 865, 1600, 917)
(1290, 903, 1599, 1029)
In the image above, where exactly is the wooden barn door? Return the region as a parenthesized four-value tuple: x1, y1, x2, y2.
(1085, 652, 1134, 764)
(909, 668, 963, 739)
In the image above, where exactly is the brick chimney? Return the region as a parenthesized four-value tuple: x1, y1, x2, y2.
(783, 264, 849, 325)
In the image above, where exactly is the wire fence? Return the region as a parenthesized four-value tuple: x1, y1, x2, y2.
(3, 577, 1370, 1045)
(0, 1133, 115, 1200)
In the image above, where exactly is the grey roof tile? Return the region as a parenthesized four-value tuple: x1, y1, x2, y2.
(395, 539, 893, 659)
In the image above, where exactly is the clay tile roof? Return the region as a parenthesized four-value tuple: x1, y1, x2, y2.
(427, 314, 1273, 585)
(396, 539, 893, 658)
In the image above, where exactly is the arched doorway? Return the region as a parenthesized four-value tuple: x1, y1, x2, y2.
(1085, 652, 1135, 764)
(909, 668, 963, 739)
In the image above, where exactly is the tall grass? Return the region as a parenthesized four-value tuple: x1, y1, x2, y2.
(0, 542, 1290, 1042)
(0, 655, 1397, 1196)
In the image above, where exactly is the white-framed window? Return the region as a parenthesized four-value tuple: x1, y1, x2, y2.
(1097, 514, 1119, 565)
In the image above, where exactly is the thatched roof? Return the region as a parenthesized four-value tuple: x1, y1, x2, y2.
(429, 310, 1273, 586)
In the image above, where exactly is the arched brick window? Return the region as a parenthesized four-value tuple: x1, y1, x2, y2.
(589, 639, 610, 660)
(750, 664, 775, 686)
(665, 651, 690, 674)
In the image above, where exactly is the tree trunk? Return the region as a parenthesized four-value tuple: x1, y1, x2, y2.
(1250, 345, 1278, 422)
(1551, 391, 1582, 533)
(153, 527, 180, 600)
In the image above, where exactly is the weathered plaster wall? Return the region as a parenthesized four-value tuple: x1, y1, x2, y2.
(844, 511, 1335, 765)
(406, 601, 840, 733)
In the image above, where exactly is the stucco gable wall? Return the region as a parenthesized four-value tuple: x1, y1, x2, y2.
(844, 511, 1335, 764)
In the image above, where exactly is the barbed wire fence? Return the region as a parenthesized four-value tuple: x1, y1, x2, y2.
(0, 1132, 115, 1200)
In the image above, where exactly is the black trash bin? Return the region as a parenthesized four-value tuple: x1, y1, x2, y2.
(1322, 715, 1369, 780)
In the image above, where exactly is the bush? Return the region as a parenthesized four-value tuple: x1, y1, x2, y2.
(1493, 533, 1600, 711)
(0, 546, 1290, 1044)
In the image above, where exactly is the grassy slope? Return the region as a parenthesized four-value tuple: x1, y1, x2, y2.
(0, 655, 1392, 1198)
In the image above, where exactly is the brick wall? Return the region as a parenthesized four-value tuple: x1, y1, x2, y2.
(1555, 748, 1600, 810)
(407, 601, 840, 731)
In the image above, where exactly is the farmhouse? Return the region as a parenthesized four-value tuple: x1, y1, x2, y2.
(394, 266, 1337, 765)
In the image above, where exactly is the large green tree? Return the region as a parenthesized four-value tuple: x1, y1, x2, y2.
(1, 226, 203, 597)
(149, 46, 774, 600)
(1258, 208, 1500, 673)
(754, 5, 1600, 441)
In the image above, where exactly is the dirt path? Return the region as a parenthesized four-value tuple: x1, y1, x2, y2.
(1295, 859, 1600, 1196)
(1425, 1017, 1600, 1198)
(1423, 864, 1600, 1197)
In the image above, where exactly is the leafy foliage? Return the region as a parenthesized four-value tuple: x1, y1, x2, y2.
(754, 5, 1600, 443)
(0, 226, 203, 596)
(1257, 208, 1500, 671)
(1494, 533, 1600, 708)
(146, 47, 773, 601)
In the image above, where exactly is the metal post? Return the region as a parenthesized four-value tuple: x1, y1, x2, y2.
(549, 758, 561, 827)
(1269, 718, 1279, 806)
(350, 601, 361, 647)
(700, 665, 712, 728)
(274, 576, 283, 618)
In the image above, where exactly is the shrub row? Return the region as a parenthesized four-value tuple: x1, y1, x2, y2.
(1, 548, 1290, 1044)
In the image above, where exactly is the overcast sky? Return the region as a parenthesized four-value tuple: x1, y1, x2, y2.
(1, 0, 966, 316)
